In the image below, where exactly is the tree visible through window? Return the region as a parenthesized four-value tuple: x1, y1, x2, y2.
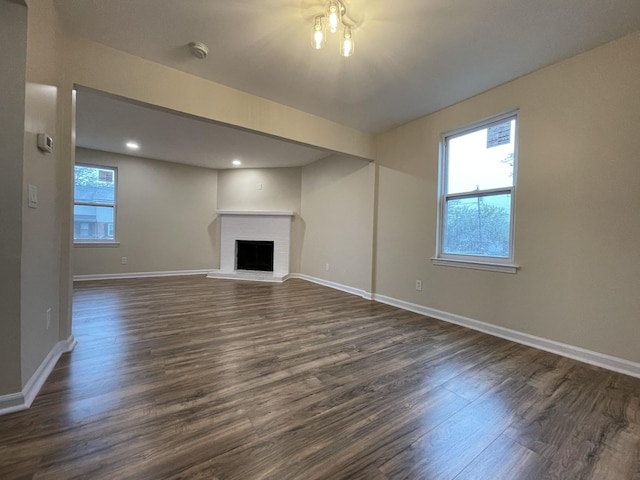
(74, 164, 117, 242)
(437, 112, 518, 265)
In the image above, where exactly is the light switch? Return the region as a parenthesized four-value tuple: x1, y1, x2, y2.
(28, 184, 38, 208)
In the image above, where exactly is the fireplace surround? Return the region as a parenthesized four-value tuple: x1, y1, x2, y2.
(207, 210, 294, 282)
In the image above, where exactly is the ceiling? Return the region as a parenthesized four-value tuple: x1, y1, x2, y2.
(57, 0, 640, 168)
(75, 89, 331, 169)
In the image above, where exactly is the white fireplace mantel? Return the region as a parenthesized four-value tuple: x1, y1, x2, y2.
(207, 210, 295, 282)
(216, 210, 295, 217)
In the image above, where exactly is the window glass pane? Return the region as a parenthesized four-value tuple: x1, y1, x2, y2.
(447, 119, 515, 194)
(443, 193, 511, 258)
(74, 166, 115, 204)
(74, 205, 115, 240)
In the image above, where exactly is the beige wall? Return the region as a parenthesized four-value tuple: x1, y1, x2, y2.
(21, 0, 67, 385)
(300, 155, 375, 293)
(0, 0, 28, 395)
(0, 0, 70, 396)
(73, 149, 218, 275)
(217, 167, 303, 272)
(375, 31, 640, 364)
(217, 168, 302, 212)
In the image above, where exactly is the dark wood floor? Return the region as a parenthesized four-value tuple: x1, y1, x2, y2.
(0, 276, 638, 479)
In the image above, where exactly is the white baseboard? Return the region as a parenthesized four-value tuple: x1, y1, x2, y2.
(74, 269, 212, 282)
(373, 294, 640, 379)
(291, 274, 373, 300)
(0, 335, 77, 416)
(0, 393, 24, 415)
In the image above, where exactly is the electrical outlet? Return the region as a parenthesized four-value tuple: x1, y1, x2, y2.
(121, 256, 128, 265)
(257, 183, 263, 190)
(46, 308, 51, 330)
(325, 263, 330, 271)
(415, 280, 423, 291)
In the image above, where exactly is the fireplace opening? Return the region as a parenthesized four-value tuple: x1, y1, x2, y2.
(236, 240, 274, 272)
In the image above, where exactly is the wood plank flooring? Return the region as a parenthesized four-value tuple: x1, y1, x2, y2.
(0, 276, 639, 479)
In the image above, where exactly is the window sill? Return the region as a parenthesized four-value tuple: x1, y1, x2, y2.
(74, 241, 120, 248)
(431, 257, 520, 274)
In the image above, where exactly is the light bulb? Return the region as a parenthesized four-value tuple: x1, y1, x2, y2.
(340, 26, 354, 57)
(311, 16, 325, 49)
(328, 1, 341, 33)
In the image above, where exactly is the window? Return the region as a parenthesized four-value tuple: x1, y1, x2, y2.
(434, 111, 519, 273)
(74, 164, 117, 243)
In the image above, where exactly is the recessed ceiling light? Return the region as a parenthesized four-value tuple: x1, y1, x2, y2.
(232, 159, 242, 166)
(126, 141, 140, 150)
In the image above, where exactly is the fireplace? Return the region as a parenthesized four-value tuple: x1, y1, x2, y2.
(207, 210, 294, 282)
(236, 240, 274, 272)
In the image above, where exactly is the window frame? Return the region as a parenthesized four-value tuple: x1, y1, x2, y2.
(73, 163, 119, 246)
(433, 110, 520, 274)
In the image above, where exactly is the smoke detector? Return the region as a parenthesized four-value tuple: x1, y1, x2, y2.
(189, 42, 208, 60)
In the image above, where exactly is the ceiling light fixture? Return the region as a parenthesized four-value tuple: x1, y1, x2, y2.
(311, 0, 355, 57)
(232, 159, 242, 166)
(126, 141, 140, 150)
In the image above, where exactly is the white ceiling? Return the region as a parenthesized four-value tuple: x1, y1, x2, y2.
(57, 0, 640, 168)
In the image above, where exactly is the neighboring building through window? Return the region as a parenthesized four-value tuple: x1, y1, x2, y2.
(74, 164, 117, 242)
(434, 111, 519, 273)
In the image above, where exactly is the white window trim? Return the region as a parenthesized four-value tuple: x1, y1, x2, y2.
(431, 257, 519, 274)
(433, 110, 520, 273)
(73, 163, 118, 245)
